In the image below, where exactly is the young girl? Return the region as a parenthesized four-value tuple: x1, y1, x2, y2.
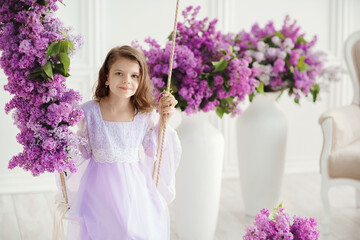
(62, 45, 181, 240)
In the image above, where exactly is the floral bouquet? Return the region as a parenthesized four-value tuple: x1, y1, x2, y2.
(243, 203, 320, 240)
(234, 16, 341, 103)
(0, 0, 84, 176)
(136, 6, 258, 118)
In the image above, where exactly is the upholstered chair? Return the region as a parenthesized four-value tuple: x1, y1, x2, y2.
(319, 30, 360, 232)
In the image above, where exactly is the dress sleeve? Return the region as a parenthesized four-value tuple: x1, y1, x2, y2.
(55, 118, 91, 206)
(76, 118, 92, 162)
(142, 111, 182, 204)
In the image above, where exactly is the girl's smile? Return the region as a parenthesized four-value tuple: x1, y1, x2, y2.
(119, 86, 130, 91)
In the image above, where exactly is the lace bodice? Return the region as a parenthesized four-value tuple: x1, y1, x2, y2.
(77, 101, 158, 163)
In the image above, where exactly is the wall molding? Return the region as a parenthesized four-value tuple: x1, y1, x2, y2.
(328, 0, 354, 108)
(0, 174, 57, 194)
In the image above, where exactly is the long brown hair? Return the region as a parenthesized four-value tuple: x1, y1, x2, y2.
(94, 45, 156, 113)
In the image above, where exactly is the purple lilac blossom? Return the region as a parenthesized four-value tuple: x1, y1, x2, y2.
(243, 206, 319, 240)
(234, 15, 342, 102)
(0, 0, 84, 176)
(137, 6, 257, 116)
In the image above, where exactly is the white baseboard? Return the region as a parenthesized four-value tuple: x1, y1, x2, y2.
(222, 157, 320, 179)
(0, 173, 57, 194)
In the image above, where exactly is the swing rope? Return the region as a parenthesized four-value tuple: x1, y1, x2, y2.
(152, 0, 180, 187)
(59, 172, 68, 204)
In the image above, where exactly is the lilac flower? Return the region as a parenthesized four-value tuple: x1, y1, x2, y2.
(137, 6, 257, 118)
(272, 36, 281, 46)
(266, 48, 277, 58)
(273, 58, 285, 73)
(291, 216, 320, 240)
(289, 50, 300, 66)
(282, 38, 295, 53)
(243, 204, 319, 240)
(234, 15, 342, 103)
(0, 0, 84, 176)
(42, 138, 57, 151)
(253, 52, 265, 62)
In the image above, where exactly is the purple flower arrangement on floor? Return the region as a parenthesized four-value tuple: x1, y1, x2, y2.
(0, 0, 84, 176)
(243, 203, 320, 240)
(136, 6, 259, 117)
(234, 16, 341, 103)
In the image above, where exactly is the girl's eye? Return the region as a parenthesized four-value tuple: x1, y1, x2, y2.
(115, 72, 122, 76)
(132, 74, 139, 79)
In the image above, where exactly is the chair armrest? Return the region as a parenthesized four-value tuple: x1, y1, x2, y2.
(319, 104, 360, 151)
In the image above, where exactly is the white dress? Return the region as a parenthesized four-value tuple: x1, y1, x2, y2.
(61, 100, 181, 240)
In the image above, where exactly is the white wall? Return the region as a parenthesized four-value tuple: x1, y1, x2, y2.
(0, 0, 359, 193)
(209, 0, 360, 177)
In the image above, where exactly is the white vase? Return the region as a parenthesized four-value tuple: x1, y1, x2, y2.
(174, 112, 224, 240)
(236, 93, 287, 216)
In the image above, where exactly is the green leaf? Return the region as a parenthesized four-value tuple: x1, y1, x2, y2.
(167, 31, 174, 41)
(59, 41, 69, 54)
(59, 52, 70, 74)
(53, 63, 64, 74)
(212, 58, 229, 72)
(297, 56, 310, 72)
(249, 92, 254, 102)
(170, 85, 178, 94)
(170, 76, 178, 85)
(296, 36, 307, 44)
(310, 83, 320, 102)
(294, 98, 300, 104)
(46, 41, 60, 59)
(207, 75, 215, 89)
(269, 208, 277, 222)
(37, 0, 49, 6)
(224, 96, 235, 106)
(67, 40, 74, 52)
(199, 99, 207, 109)
(42, 62, 53, 80)
(177, 96, 187, 111)
(274, 31, 285, 40)
(268, 202, 284, 221)
(275, 91, 284, 101)
(256, 81, 264, 93)
(208, 92, 217, 102)
(261, 35, 272, 43)
(27, 69, 43, 79)
(53, 63, 70, 77)
(40, 72, 47, 79)
(289, 65, 294, 73)
(216, 107, 225, 119)
(220, 49, 227, 55)
(61, 30, 67, 38)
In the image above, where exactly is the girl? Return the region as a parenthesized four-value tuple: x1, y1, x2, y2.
(62, 45, 181, 240)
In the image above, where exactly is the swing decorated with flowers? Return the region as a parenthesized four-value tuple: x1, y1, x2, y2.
(0, 0, 179, 238)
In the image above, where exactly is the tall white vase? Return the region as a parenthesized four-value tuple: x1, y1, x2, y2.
(174, 112, 224, 240)
(236, 93, 287, 216)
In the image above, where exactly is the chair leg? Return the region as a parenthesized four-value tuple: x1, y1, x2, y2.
(321, 183, 330, 235)
(356, 189, 360, 208)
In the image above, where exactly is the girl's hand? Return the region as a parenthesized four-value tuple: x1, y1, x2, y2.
(159, 92, 177, 119)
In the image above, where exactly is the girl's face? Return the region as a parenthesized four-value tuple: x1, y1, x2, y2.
(106, 57, 140, 100)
